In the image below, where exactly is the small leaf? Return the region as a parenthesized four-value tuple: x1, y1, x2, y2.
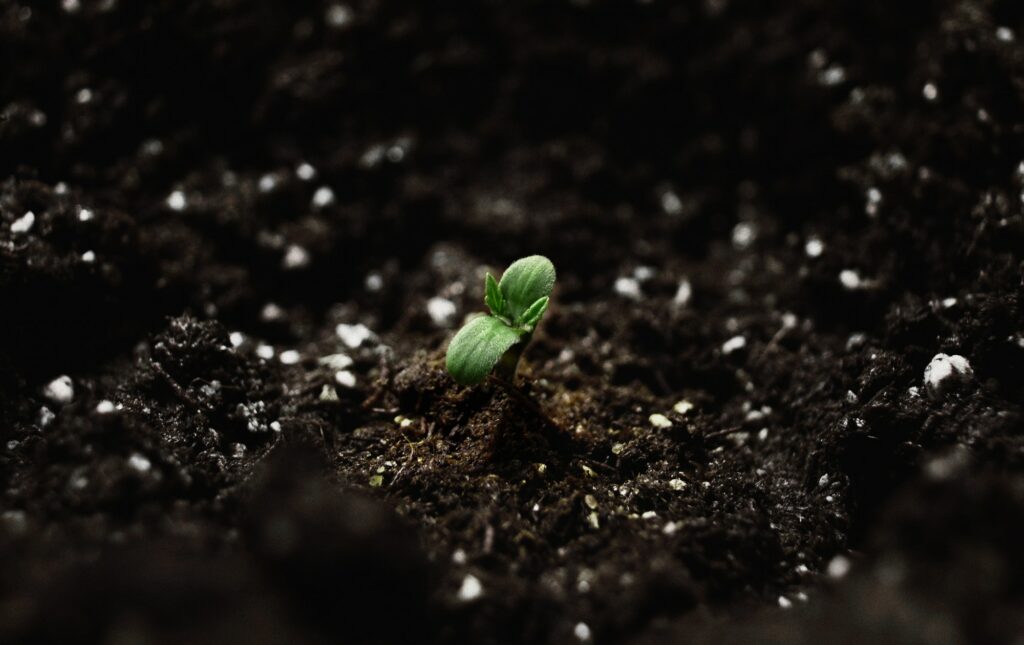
(446, 315, 523, 385)
(484, 273, 505, 317)
(517, 295, 549, 330)
(498, 255, 556, 320)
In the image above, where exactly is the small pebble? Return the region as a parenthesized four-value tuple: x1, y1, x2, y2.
(43, 375, 74, 405)
(10, 211, 35, 234)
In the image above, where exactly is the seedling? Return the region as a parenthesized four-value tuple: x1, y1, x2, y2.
(445, 255, 556, 385)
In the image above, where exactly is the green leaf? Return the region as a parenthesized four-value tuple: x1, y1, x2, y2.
(517, 296, 549, 330)
(445, 315, 524, 385)
(498, 255, 556, 320)
(484, 272, 505, 317)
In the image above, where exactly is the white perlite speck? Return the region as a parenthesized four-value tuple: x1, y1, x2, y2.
(326, 3, 353, 28)
(732, 222, 756, 250)
(312, 186, 335, 208)
(319, 353, 353, 370)
(457, 574, 483, 602)
(127, 453, 151, 473)
(295, 162, 316, 181)
(336, 323, 373, 348)
(43, 375, 74, 405)
(426, 297, 457, 326)
(573, 622, 592, 642)
(924, 353, 973, 399)
(673, 278, 692, 307)
(38, 406, 56, 427)
(95, 400, 115, 414)
(279, 350, 301, 365)
(282, 244, 310, 269)
(335, 370, 356, 388)
(804, 236, 824, 258)
(614, 276, 641, 299)
(778, 596, 793, 609)
(78, 207, 94, 222)
(261, 302, 284, 322)
(661, 189, 683, 215)
(649, 413, 672, 429)
(839, 269, 863, 290)
(166, 190, 187, 211)
(722, 335, 746, 355)
(673, 400, 694, 415)
(365, 272, 384, 292)
(827, 555, 851, 579)
(11, 211, 35, 234)
(258, 173, 278, 193)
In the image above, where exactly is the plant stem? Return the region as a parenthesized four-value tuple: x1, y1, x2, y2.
(495, 334, 530, 382)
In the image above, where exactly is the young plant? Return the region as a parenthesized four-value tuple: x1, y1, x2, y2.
(445, 255, 556, 385)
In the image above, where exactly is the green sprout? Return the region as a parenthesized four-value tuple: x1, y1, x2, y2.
(445, 255, 556, 385)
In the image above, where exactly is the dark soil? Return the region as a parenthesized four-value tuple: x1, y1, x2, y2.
(2, 1, 1024, 643)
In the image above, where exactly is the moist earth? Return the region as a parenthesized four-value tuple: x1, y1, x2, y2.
(2, 1, 1024, 644)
